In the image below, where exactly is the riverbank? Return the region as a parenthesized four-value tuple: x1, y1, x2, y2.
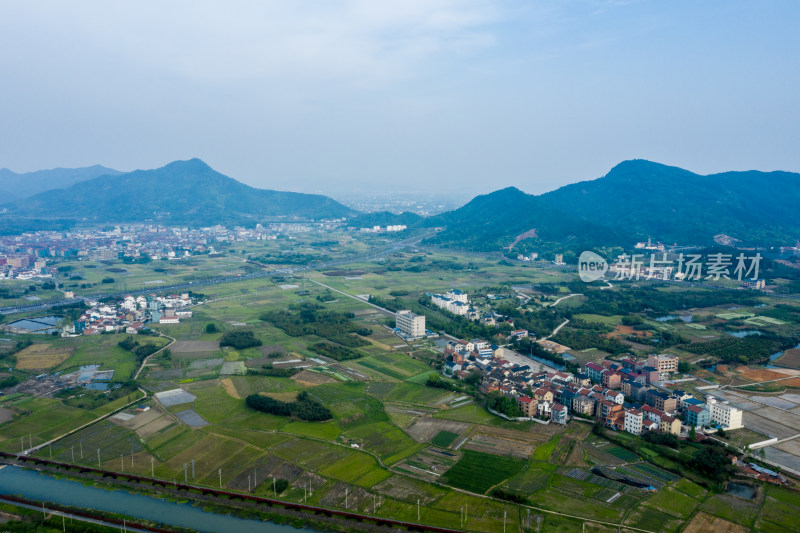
(0, 457, 463, 533)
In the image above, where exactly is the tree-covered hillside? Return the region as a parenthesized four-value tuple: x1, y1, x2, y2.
(2, 159, 356, 229)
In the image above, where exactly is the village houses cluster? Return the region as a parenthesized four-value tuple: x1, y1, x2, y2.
(0, 221, 350, 278)
(444, 339, 742, 435)
(64, 293, 194, 336)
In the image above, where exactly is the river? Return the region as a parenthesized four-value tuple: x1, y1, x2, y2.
(0, 465, 314, 533)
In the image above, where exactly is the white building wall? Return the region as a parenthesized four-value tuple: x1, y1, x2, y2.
(396, 310, 426, 338)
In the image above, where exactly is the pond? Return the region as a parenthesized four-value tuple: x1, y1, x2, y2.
(0, 466, 315, 533)
(524, 354, 566, 371)
(725, 482, 756, 499)
(5, 315, 63, 334)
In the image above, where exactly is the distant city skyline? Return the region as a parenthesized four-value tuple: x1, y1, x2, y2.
(1, 1, 798, 197)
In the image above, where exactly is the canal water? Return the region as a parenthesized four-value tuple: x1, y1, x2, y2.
(0, 466, 314, 533)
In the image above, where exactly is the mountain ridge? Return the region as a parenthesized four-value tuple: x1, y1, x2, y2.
(426, 159, 800, 251)
(1, 158, 356, 231)
(0, 164, 122, 202)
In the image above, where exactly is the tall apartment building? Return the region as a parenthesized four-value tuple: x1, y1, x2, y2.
(646, 353, 679, 375)
(706, 397, 743, 429)
(89, 248, 118, 261)
(646, 389, 677, 413)
(395, 310, 426, 339)
(624, 409, 644, 435)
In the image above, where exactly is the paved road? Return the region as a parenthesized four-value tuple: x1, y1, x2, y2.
(544, 318, 570, 340)
(308, 279, 396, 317)
(133, 331, 175, 381)
(547, 293, 582, 307)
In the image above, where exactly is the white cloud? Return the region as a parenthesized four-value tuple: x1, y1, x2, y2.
(0, 1, 500, 86)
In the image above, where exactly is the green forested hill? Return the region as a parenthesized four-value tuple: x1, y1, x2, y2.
(424, 186, 626, 252)
(541, 159, 800, 246)
(2, 159, 356, 228)
(425, 160, 800, 251)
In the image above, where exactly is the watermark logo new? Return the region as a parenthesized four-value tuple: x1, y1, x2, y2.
(578, 251, 608, 282)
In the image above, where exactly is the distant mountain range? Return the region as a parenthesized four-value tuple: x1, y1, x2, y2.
(0, 159, 355, 232)
(426, 160, 800, 251)
(0, 165, 122, 202)
(2, 158, 797, 249)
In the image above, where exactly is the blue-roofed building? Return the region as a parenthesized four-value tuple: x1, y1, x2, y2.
(685, 404, 710, 427)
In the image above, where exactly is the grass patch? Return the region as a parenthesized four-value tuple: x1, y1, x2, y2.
(605, 446, 639, 462)
(532, 435, 561, 462)
(642, 486, 699, 518)
(673, 477, 707, 499)
(442, 450, 525, 494)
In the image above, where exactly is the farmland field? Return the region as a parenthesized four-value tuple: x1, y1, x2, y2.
(431, 430, 459, 448)
(642, 486, 700, 518)
(441, 450, 525, 494)
(14, 344, 74, 370)
(775, 348, 800, 369)
(7, 243, 800, 533)
(605, 446, 639, 462)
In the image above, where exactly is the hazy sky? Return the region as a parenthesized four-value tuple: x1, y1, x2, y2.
(1, 1, 798, 197)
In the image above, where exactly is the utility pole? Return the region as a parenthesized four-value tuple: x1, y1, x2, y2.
(97, 449, 101, 468)
(184, 463, 188, 483)
(219, 468, 222, 489)
(80, 440, 83, 459)
(151, 457, 155, 478)
(345, 488, 348, 510)
(417, 499, 420, 521)
(273, 477, 276, 496)
(20, 437, 24, 454)
(503, 510, 507, 533)
(120, 454, 124, 472)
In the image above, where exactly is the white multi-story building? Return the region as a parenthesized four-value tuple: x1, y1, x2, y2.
(445, 289, 468, 303)
(395, 310, 426, 339)
(706, 397, 743, 429)
(624, 409, 643, 435)
(431, 291, 470, 315)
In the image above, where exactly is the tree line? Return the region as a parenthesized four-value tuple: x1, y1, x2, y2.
(245, 391, 332, 421)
